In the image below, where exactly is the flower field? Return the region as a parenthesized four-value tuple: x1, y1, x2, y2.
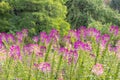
(0, 26, 120, 80)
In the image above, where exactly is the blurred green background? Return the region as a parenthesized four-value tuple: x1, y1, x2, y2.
(0, 0, 120, 35)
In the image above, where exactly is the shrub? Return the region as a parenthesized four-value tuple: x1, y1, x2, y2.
(110, 0, 120, 12)
(6, 0, 70, 35)
(0, 1, 12, 32)
(66, 0, 120, 29)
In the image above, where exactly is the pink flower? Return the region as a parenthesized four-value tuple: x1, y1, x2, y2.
(67, 50, 78, 64)
(92, 63, 104, 76)
(59, 48, 78, 64)
(7, 34, 15, 43)
(22, 29, 28, 37)
(36, 46, 46, 57)
(110, 26, 119, 35)
(100, 34, 110, 52)
(29, 44, 40, 54)
(86, 28, 101, 40)
(23, 44, 31, 55)
(74, 40, 92, 51)
(34, 62, 51, 73)
(68, 30, 77, 40)
(49, 29, 59, 42)
(40, 32, 51, 45)
(57, 77, 64, 80)
(63, 35, 71, 43)
(32, 36, 39, 43)
(76, 26, 87, 40)
(0, 42, 7, 62)
(9, 45, 21, 60)
(0, 33, 7, 42)
(16, 32, 23, 42)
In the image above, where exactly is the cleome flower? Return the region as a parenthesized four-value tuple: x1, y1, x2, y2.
(110, 26, 119, 36)
(0, 41, 7, 62)
(92, 63, 104, 76)
(74, 40, 92, 52)
(9, 45, 21, 60)
(32, 36, 39, 43)
(34, 62, 51, 73)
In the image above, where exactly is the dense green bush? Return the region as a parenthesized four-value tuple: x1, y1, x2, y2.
(88, 19, 112, 34)
(66, 0, 120, 29)
(1, 0, 70, 35)
(0, 1, 12, 32)
(110, 0, 120, 12)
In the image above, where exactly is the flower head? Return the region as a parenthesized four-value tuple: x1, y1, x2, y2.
(32, 36, 39, 43)
(0, 32, 7, 42)
(92, 63, 104, 76)
(74, 40, 92, 51)
(22, 29, 28, 37)
(34, 62, 51, 73)
(7, 34, 15, 43)
(49, 29, 59, 42)
(110, 26, 119, 35)
(100, 34, 110, 50)
(86, 28, 101, 39)
(16, 31, 23, 42)
(9, 45, 21, 60)
(40, 32, 49, 43)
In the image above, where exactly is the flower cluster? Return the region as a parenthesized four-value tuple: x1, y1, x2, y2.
(0, 25, 120, 79)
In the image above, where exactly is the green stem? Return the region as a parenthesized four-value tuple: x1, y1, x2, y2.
(6, 59, 12, 80)
(94, 43, 100, 64)
(44, 41, 52, 62)
(55, 55, 63, 79)
(114, 62, 120, 79)
(101, 35, 113, 63)
(28, 53, 34, 80)
(50, 52, 56, 79)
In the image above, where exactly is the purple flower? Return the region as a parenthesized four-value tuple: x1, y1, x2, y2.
(16, 32, 23, 42)
(59, 48, 78, 64)
(76, 26, 87, 40)
(110, 26, 119, 35)
(40, 46, 46, 53)
(32, 36, 39, 43)
(40, 32, 48, 43)
(92, 63, 104, 76)
(22, 29, 28, 37)
(9, 45, 21, 60)
(0, 32, 7, 42)
(67, 50, 78, 64)
(108, 44, 117, 52)
(23, 44, 31, 55)
(29, 44, 40, 54)
(7, 34, 15, 43)
(113, 45, 120, 59)
(74, 40, 92, 51)
(34, 62, 51, 73)
(49, 29, 59, 42)
(59, 47, 69, 55)
(74, 40, 82, 49)
(86, 28, 101, 41)
(100, 34, 110, 47)
(68, 30, 77, 39)
(36, 46, 46, 57)
(63, 35, 71, 43)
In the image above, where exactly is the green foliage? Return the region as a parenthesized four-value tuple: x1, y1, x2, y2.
(110, 0, 120, 12)
(0, 1, 12, 32)
(88, 19, 112, 34)
(2, 0, 70, 36)
(66, 0, 120, 29)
